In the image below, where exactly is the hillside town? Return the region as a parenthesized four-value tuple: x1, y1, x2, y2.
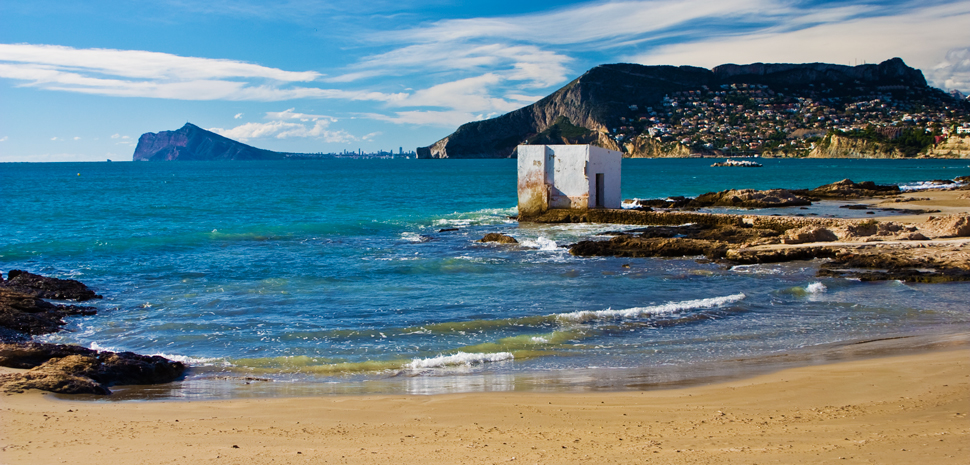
(612, 82, 970, 157)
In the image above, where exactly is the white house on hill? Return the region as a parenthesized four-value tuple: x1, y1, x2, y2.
(517, 144, 622, 216)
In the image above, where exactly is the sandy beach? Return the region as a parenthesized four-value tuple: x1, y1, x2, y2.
(2, 347, 967, 464)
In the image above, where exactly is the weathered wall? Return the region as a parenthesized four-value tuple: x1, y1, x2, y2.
(516, 145, 548, 216)
(587, 146, 622, 209)
(547, 145, 591, 209)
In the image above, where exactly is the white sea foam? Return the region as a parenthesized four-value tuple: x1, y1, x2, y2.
(555, 293, 747, 322)
(899, 180, 967, 192)
(88, 341, 118, 352)
(729, 264, 782, 275)
(520, 236, 559, 251)
(400, 232, 425, 243)
(404, 351, 514, 369)
(150, 352, 231, 367)
(806, 282, 827, 293)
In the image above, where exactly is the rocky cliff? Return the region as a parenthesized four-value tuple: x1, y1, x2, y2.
(418, 58, 939, 159)
(808, 134, 904, 158)
(133, 123, 286, 161)
(926, 135, 970, 158)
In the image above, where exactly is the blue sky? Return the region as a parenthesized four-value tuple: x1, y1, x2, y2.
(1, 0, 969, 161)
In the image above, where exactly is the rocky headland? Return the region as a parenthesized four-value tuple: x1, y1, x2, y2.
(133, 123, 287, 161)
(0, 271, 185, 395)
(526, 179, 970, 283)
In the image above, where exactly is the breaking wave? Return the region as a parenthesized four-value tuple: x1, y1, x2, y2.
(555, 293, 747, 322)
(405, 351, 514, 370)
(806, 282, 827, 294)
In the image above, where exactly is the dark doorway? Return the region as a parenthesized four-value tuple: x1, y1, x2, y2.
(595, 173, 604, 208)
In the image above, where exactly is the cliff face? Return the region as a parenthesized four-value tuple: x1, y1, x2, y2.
(418, 58, 932, 159)
(926, 135, 970, 158)
(133, 123, 285, 161)
(808, 135, 904, 158)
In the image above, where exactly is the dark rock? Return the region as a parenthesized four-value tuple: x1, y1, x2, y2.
(818, 253, 970, 282)
(725, 246, 839, 264)
(2, 270, 102, 301)
(438, 228, 460, 232)
(794, 179, 901, 199)
(0, 342, 97, 368)
(0, 288, 97, 339)
(690, 189, 811, 208)
(0, 342, 186, 395)
(570, 236, 729, 259)
(955, 176, 970, 183)
(478, 233, 519, 244)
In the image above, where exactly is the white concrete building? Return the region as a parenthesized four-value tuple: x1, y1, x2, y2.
(517, 144, 622, 216)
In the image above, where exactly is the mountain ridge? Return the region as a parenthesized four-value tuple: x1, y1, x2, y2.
(417, 58, 964, 159)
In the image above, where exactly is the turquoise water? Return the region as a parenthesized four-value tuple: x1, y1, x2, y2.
(1, 158, 968, 397)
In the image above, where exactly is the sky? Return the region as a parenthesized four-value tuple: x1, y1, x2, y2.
(1, 0, 969, 162)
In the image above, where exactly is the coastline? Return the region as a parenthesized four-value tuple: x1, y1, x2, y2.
(2, 344, 966, 464)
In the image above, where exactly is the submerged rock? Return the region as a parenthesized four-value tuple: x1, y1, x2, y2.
(818, 251, 970, 283)
(478, 233, 518, 244)
(1, 270, 102, 301)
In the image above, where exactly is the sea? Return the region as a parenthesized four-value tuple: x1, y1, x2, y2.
(2, 158, 968, 399)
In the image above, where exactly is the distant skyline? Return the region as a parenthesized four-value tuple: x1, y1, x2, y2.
(2, 0, 969, 161)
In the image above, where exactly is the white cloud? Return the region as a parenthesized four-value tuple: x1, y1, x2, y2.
(73, 136, 81, 140)
(265, 108, 336, 122)
(0, 136, 7, 142)
(0, 44, 407, 102)
(927, 48, 970, 94)
(361, 132, 381, 141)
(111, 133, 121, 139)
(234, 113, 243, 119)
(50, 137, 58, 140)
(393, 73, 521, 113)
(627, 1, 970, 79)
(364, 110, 493, 127)
(209, 109, 358, 143)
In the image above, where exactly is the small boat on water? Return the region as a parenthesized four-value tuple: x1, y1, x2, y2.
(712, 159, 762, 167)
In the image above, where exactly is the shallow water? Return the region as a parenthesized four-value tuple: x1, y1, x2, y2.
(2, 158, 968, 398)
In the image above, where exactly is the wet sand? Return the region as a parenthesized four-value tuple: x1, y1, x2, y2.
(2, 348, 967, 464)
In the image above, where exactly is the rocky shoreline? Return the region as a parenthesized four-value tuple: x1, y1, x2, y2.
(0, 271, 185, 395)
(523, 179, 970, 282)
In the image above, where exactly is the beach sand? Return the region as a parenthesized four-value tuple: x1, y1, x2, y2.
(2, 348, 967, 464)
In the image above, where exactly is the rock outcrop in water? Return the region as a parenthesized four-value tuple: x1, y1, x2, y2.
(0, 270, 186, 394)
(1, 269, 102, 302)
(418, 58, 942, 159)
(0, 343, 186, 395)
(133, 123, 286, 161)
